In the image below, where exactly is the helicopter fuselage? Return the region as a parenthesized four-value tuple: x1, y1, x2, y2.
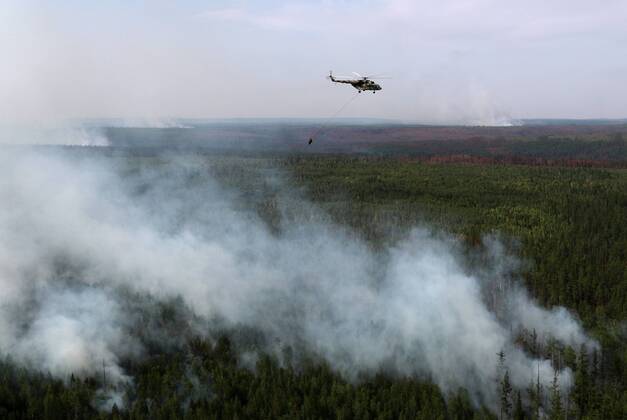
(350, 79, 382, 92)
(329, 72, 382, 92)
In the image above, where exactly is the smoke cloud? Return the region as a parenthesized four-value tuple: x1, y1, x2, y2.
(0, 146, 596, 409)
(0, 124, 109, 146)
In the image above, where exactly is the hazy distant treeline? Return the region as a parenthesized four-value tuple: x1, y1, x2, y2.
(101, 125, 627, 165)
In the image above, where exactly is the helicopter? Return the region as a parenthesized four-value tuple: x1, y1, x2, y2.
(307, 71, 385, 145)
(328, 71, 384, 93)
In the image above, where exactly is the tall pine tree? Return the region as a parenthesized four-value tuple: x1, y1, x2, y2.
(549, 370, 563, 420)
(573, 345, 590, 418)
(501, 370, 513, 420)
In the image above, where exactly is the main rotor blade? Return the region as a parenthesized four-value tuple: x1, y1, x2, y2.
(362, 74, 392, 79)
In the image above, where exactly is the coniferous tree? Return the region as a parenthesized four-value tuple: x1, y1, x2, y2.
(549, 371, 563, 420)
(527, 364, 543, 420)
(513, 390, 525, 420)
(500, 370, 513, 420)
(573, 345, 590, 418)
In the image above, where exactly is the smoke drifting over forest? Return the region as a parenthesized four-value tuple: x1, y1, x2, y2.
(0, 144, 596, 410)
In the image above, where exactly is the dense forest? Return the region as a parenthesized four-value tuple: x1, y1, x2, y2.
(1, 128, 626, 419)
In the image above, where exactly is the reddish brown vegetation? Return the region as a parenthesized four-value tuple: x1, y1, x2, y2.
(104, 124, 627, 168)
(415, 155, 627, 168)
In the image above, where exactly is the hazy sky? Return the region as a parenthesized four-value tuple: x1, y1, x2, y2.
(2, 0, 627, 124)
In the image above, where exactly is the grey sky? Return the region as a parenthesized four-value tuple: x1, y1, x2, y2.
(2, 0, 627, 124)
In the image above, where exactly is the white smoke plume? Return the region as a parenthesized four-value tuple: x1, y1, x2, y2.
(0, 147, 596, 410)
(0, 124, 109, 146)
